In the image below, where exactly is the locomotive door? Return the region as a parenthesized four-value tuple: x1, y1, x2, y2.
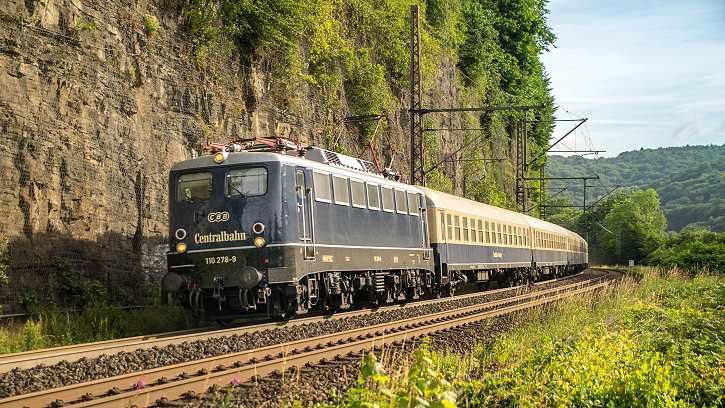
(296, 169, 315, 260)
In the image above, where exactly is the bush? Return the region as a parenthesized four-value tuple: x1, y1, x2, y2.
(143, 14, 160, 36)
(74, 20, 98, 31)
(648, 228, 725, 272)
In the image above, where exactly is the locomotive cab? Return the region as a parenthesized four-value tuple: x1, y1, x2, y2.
(163, 153, 286, 320)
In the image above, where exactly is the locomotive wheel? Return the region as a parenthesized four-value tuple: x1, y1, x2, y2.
(433, 286, 443, 299)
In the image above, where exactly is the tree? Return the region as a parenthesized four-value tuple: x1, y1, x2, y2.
(599, 189, 666, 264)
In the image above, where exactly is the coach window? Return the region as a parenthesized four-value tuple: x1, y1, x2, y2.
(381, 187, 395, 212)
(517, 227, 522, 246)
(440, 212, 446, 239)
(177, 172, 212, 202)
(497, 224, 503, 245)
(446, 214, 453, 240)
(407, 192, 420, 216)
(313, 171, 332, 203)
(350, 179, 366, 208)
(454, 216, 461, 241)
(366, 183, 380, 210)
(478, 220, 484, 243)
(471, 219, 477, 243)
(333, 176, 350, 206)
(462, 218, 469, 241)
(485, 221, 490, 243)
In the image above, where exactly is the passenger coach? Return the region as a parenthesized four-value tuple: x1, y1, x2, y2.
(422, 188, 588, 289)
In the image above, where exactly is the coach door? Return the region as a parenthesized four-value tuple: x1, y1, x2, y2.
(420, 195, 430, 260)
(296, 169, 315, 259)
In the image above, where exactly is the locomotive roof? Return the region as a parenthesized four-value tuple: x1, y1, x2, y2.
(170, 151, 424, 192)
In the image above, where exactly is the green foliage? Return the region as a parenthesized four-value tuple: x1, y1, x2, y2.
(143, 14, 160, 36)
(52, 257, 108, 309)
(74, 20, 98, 31)
(0, 305, 192, 354)
(467, 270, 724, 407)
(345, 50, 393, 143)
(185, 0, 303, 55)
(327, 342, 458, 408)
(647, 227, 725, 272)
(21, 320, 45, 350)
(599, 188, 667, 264)
(547, 144, 725, 232)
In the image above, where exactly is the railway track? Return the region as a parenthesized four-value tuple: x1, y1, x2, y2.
(0, 269, 619, 408)
(0, 271, 591, 374)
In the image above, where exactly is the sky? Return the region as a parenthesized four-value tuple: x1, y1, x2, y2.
(541, 0, 725, 157)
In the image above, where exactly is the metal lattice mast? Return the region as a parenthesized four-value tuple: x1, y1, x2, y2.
(409, 5, 424, 186)
(515, 116, 527, 211)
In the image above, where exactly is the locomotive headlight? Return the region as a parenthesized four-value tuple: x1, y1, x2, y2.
(213, 151, 228, 164)
(252, 222, 265, 234)
(175, 242, 187, 254)
(253, 236, 266, 248)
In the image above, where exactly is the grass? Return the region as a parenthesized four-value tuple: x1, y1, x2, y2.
(321, 267, 724, 407)
(0, 305, 194, 354)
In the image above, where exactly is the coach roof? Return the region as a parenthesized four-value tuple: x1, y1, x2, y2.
(420, 187, 529, 225)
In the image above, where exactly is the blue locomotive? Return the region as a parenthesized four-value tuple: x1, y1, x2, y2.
(162, 138, 587, 321)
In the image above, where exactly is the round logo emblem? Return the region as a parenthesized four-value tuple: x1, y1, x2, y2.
(207, 211, 230, 223)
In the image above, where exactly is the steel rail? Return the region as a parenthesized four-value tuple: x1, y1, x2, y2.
(0, 271, 616, 408)
(0, 272, 590, 373)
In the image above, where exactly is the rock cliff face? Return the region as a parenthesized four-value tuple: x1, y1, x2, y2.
(0, 0, 467, 308)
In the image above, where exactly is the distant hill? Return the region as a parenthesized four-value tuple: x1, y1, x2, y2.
(545, 144, 725, 231)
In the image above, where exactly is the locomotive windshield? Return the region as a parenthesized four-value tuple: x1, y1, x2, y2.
(226, 167, 267, 197)
(177, 172, 212, 202)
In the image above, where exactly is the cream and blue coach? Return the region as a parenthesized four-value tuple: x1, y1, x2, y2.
(421, 188, 588, 288)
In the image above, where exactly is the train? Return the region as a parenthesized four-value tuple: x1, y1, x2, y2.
(162, 138, 588, 321)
